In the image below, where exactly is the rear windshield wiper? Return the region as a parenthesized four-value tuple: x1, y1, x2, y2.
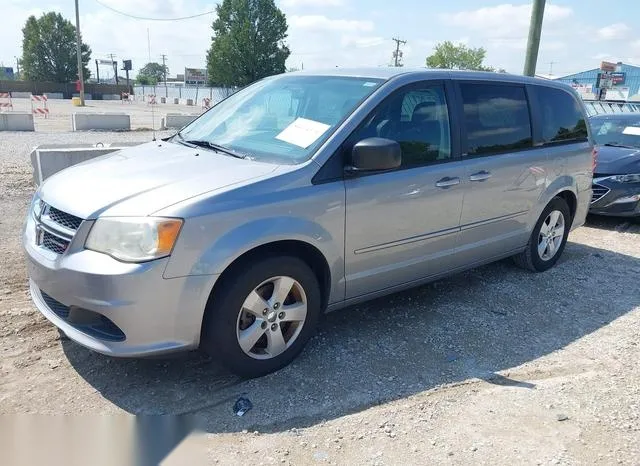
(183, 139, 247, 159)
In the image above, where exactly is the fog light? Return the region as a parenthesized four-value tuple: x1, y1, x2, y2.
(611, 194, 640, 205)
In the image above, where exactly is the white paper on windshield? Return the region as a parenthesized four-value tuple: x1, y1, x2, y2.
(276, 118, 331, 149)
(622, 126, 640, 136)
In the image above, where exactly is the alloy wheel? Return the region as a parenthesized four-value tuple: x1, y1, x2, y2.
(538, 210, 565, 261)
(236, 276, 308, 360)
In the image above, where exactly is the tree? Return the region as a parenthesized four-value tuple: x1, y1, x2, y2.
(206, 0, 290, 87)
(21, 12, 91, 82)
(136, 62, 168, 85)
(426, 41, 494, 71)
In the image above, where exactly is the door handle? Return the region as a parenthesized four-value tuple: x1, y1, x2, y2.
(435, 176, 461, 188)
(469, 171, 492, 182)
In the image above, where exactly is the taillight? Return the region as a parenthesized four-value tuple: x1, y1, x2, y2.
(592, 147, 598, 173)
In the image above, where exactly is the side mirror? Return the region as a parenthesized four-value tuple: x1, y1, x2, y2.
(347, 137, 402, 173)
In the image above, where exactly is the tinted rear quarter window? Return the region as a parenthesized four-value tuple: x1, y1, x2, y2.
(534, 86, 588, 143)
(460, 83, 532, 156)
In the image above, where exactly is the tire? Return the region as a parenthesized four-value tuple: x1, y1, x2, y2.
(514, 197, 571, 272)
(201, 256, 321, 378)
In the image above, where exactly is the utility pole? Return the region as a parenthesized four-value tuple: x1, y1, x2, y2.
(523, 0, 547, 76)
(548, 61, 555, 76)
(74, 0, 85, 105)
(161, 54, 168, 98)
(95, 60, 100, 83)
(108, 54, 118, 84)
(147, 29, 151, 62)
(392, 38, 407, 67)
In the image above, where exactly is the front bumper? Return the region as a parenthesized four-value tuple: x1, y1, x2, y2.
(23, 213, 216, 357)
(589, 178, 640, 217)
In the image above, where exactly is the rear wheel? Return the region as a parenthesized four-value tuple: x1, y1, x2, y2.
(514, 197, 571, 272)
(201, 256, 321, 378)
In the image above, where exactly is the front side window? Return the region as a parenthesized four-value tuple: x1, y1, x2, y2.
(177, 75, 384, 164)
(535, 86, 588, 143)
(349, 83, 452, 167)
(460, 83, 532, 156)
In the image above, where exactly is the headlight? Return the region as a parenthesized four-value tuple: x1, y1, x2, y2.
(85, 217, 183, 263)
(610, 174, 640, 183)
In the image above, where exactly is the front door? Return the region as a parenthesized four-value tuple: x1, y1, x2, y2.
(344, 81, 465, 298)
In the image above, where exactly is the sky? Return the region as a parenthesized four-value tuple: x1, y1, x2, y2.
(2, 0, 640, 80)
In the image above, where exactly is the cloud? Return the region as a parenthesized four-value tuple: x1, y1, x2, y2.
(596, 23, 631, 40)
(440, 4, 572, 39)
(280, 0, 344, 7)
(289, 15, 373, 32)
(80, 0, 216, 77)
(591, 53, 614, 60)
(340, 35, 385, 48)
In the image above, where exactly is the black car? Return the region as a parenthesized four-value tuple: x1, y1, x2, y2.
(589, 113, 640, 217)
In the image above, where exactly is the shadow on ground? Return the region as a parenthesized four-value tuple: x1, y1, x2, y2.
(62, 241, 640, 434)
(585, 214, 640, 233)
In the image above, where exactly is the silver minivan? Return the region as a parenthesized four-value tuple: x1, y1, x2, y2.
(24, 69, 594, 377)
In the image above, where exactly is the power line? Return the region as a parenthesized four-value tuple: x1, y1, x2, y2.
(94, 0, 216, 21)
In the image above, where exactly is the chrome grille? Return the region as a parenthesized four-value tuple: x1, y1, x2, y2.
(591, 184, 610, 204)
(47, 206, 82, 231)
(34, 202, 83, 256)
(42, 231, 70, 254)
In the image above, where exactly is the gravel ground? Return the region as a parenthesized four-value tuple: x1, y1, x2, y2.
(1, 131, 639, 465)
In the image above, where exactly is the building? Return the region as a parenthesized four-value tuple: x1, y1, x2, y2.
(554, 62, 640, 102)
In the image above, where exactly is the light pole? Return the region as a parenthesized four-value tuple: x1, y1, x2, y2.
(74, 0, 85, 105)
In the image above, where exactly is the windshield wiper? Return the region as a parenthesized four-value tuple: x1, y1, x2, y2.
(173, 132, 196, 148)
(183, 139, 247, 159)
(603, 142, 636, 149)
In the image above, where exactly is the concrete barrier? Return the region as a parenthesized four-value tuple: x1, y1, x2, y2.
(72, 112, 131, 131)
(179, 98, 194, 106)
(30, 143, 141, 185)
(0, 112, 35, 131)
(161, 113, 199, 129)
(72, 93, 93, 100)
(10, 92, 32, 99)
(46, 93, 64, 100)
(160, 97, 166, 104)
(173, 98, 179, 104)
(102, 94, 122, 101)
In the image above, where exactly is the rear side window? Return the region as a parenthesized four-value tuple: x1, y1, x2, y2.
(460, 83, 532, 156)
(534, 86, 588, 143)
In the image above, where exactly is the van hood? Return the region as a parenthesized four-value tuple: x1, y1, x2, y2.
(39, 141, 279, 218)
(594, 145, 640, 176)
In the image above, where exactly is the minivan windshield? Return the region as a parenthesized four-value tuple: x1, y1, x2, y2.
(176, 75, 384, 164)
(591, 117, 640, 149)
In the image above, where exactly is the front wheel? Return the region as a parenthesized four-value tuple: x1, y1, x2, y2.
(201, 256, 321, 378)
(514, 197, 571, 272)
